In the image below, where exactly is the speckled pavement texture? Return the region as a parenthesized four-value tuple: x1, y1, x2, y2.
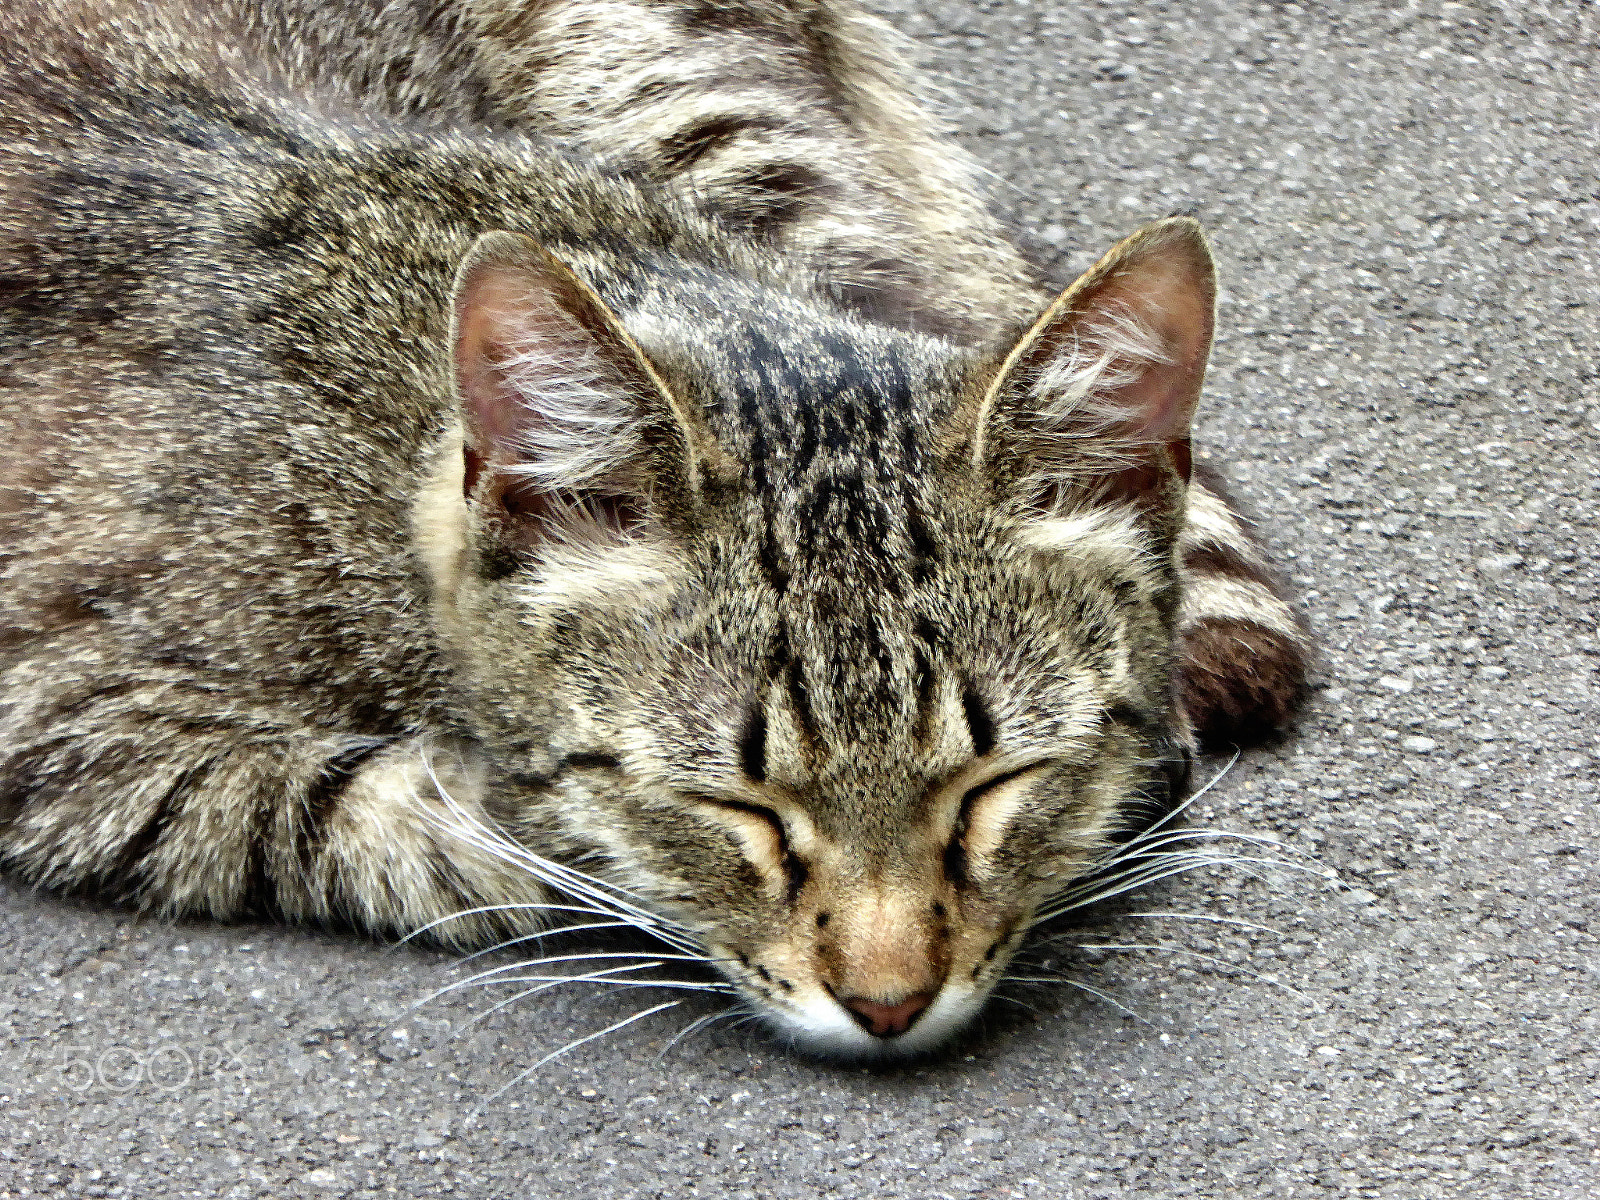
(2, 2, 1597, 1196)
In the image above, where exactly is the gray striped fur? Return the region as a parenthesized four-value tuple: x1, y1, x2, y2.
(0, 0, 1304, 1057)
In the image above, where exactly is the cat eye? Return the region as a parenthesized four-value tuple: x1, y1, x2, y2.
(690, 795, 808, 900)
(943, 763, 1051, 886)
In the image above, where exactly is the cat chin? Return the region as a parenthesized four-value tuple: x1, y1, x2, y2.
(755, 983, 989, 1064)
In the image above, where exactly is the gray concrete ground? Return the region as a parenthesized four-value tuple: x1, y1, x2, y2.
(3, 1, 1598, 1196)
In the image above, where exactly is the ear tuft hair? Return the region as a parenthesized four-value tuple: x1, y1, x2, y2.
(1019, 298, 1178, 485)
(449, 231, 692, 539)
(492, 317, 647, 494)
(975, 217, 1215, 514)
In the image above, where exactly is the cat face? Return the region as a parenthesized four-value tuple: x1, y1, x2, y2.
(423, 220, 1213, 1057)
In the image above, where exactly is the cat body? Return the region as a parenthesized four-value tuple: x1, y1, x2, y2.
(0, 0, 1305, 1056)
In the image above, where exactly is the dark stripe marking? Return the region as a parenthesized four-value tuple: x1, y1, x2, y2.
(1182, 540, 1277, 589)
(757, 528, 790, 593)
(785, 657, 819, 744)
(107, 759, 212, 895)
(912, 644, 936, 739)
(296, 740, 395, 877)
(739, 708, 768, 783)
(961, 687, 996, 758)
(655, 113, 786, 174)
(561, 751, 624, 774)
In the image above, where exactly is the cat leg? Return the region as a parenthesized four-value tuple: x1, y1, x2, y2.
(0, 720, 549, 947)
(275, 737, 555, 948)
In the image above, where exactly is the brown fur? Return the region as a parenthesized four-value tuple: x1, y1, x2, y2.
(0, 0, 1308, 1057)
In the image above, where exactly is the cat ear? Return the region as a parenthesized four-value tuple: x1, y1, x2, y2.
(973, 216, 1215, 513)
(449, 230, 696, 531)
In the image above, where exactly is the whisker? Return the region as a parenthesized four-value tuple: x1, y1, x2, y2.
(988, 992, 1046, 1016)
(722, 1012, 768, 1036)
(474, 1001, 681, 1112)
(1121, 911, 1282, 935)
(447, 974, 734, 997)
(1036, 849, 1329, 922)
(1051, 978, 1154, 1026)
(1107, 827, 1312, 858)
(393, 902, 626, 948)
(410, 960, 665, 1013)
(455, 948, 724, 980)
(1050, 942, 1308, 1001)
(655, 1009, 740, 1061)
(1116, 749, 1240, 850)
(447, 963, 655, 1040)
(455, 920, 640, 967)
(1034, 856, 1248, 922)
(420, 754, 661, 908)
(385, 960, 668, 1034)
(416, 765, 704, 955)
(433, 949, 730, 1004)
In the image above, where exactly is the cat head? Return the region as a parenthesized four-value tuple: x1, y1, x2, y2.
(416, 218, 1214, 1058)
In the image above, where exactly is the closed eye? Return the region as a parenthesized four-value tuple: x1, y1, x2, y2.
(943, 763, 1052, 885)
(690, 796, 809, 902)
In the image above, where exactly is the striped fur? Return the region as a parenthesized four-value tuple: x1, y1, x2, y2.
(453, 0, 1310, 744)
(0, 0, 1304, 1058)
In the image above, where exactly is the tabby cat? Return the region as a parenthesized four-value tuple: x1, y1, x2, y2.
(0, 0, 1306, 1057)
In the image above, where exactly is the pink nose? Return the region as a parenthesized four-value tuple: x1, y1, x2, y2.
(842, 993, 934, 1038)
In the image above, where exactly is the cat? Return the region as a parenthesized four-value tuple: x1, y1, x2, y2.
(0, 0, 1307, 1058)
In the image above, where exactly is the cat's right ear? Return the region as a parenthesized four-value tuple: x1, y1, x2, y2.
(449, 230, 702, 538)
(969, 217, 1216, 524)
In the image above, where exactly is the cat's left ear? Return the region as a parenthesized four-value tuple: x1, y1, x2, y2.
(973, 216, 1215, 514)
(449, 230, 708, 530)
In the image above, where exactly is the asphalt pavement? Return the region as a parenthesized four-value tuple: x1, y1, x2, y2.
(3, 1, 1598, 1196)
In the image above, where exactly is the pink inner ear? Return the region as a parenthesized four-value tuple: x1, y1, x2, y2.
(982, 220, 1216, 506)
(1087, 256, 1215, 449)
(453, 265, 546, 459)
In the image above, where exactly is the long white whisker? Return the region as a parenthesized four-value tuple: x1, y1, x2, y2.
(419, 756, 652, 905)
(437, 950, 724, 1003)
(1048, 978, 1154, 1026)
(417, 763, 703, 953)
(1039, 849, 1330, 920)
(655, 1010, 737, 1061)
(448, 974, 733, 996)
(410, 959, 666, 1013)
(411, 757, 707, 963)
(1034, 854, 1259, 921)
(1121, 911, 1282, 934)
(474, 1001, 681, 1111)
(722, 1013, 768, 1035)
(447, 963, 655, 1039)
(1053, 942, 1308, 1001)
(387, 960, 664, 1034)
(1116, 749, 1240, 849)
(455, 920, 640, 966)
(1106, 828, 1311, 858)
(989, 992, 1046, 1016)
(393, 902, 623, 948)
(463, 948, 723, 974)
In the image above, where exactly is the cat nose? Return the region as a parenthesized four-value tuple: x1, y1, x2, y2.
(842, 992, 934, 1038)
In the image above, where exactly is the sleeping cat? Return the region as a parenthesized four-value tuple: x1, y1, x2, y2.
(0, 0, 1306, 1058)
